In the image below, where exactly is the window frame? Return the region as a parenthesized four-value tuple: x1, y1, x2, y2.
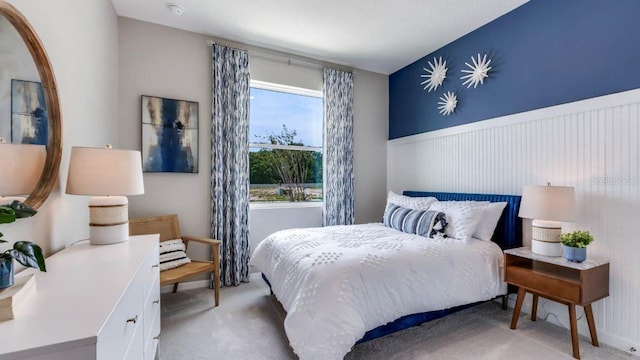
(248, 80, 324, 208)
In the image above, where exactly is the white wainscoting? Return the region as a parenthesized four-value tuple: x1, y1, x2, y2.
(388, 88, 640, 355)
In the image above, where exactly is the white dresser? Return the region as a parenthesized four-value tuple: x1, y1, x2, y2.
(0, 235, 161, 360)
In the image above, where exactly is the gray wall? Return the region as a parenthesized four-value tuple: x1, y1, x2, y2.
(353, 69, 388, 224)
(117, 17, 388, 263)
(4, 0, 119, 255)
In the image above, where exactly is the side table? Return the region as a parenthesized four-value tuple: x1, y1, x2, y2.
(504, 247, 609, 359)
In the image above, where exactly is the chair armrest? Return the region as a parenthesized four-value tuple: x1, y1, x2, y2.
(182, 235, 221, 247)
(182, 235, 221, 267)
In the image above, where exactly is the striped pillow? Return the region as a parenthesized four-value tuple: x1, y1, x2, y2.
(159, 239, 191, 271)
(383, 203, 448, 238)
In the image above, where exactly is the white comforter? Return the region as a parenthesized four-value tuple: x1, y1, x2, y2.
(250, 223, 506, 360)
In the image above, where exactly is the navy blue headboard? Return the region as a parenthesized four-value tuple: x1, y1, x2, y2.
(403, 191, 522, 250)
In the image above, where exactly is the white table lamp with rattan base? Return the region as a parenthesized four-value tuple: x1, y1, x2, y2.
(519, 184, 576, 257)
(66, 145, 144, 245)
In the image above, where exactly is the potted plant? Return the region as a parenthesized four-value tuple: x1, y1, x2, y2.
(559, 230, 594, 263)
(0, 200, 46, 289)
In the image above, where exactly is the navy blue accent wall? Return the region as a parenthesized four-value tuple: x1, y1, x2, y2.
(389, 0, 640, 139)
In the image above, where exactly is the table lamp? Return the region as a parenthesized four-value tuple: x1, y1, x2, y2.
(0, 141, 46, 203)
(66, 145, 144, 245)
(518, 184, 576, 256)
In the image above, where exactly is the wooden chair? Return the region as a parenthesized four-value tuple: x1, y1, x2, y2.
(129, 214, 221, 307)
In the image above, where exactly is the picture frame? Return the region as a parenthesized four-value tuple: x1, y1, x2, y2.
(11, 79, 48, 145)
(141, 95, 199, 173)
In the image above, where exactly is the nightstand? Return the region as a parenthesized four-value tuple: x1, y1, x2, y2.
(504, 247, 609, 359)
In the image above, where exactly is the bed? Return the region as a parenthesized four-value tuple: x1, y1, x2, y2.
(250, 191, 522, 360)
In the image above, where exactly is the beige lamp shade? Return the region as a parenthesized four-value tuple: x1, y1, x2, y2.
(66, 146, 144, 196)
(66, 146, 144, 245)
(519, 185, 576, 222)
(0, 143, 46, 196)
(520, 184, 576, 256)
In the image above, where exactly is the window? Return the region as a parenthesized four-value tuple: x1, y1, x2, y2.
(249, 80, 323, 203)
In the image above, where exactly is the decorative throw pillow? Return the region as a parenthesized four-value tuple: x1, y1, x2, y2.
(428, 201, 489, 242)
(383, 203, 448, 238)
(386, 191, 437, 210)
(474, 202, 508, 241)
(159, 239, 191, 271)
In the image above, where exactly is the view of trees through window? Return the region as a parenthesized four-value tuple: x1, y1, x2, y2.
(249, 83, 323, 203)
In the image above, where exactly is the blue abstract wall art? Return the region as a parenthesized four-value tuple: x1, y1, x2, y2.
(11, 79, 48, 145)
(141, 95, 199, 173)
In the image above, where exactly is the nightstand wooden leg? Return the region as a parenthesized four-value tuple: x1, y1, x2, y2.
(502, 295, 508, 310)
(531, 294, 538, 321)
(510, 288, 526, 329)
(569, 304, 580, 359)
(584, 304, 599, 347)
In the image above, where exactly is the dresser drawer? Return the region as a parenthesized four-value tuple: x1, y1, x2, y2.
(144, 306, 161, 360)
(125, 317, 144, 360)
(144, 270, 161, 346)
(141, 242, 160, 297)
(97, 279, 143, 360)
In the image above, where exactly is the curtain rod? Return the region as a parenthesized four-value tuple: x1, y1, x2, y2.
(206, 39, 352, 72)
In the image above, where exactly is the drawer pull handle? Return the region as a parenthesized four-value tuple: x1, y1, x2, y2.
(153, 299, 160, 304)
(152, 264, 159, 268)
(154, 335, 160, 340)
(126, 315, 138, 324)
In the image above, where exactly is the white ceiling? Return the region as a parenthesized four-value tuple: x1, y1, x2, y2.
(111, 0, 527, 75)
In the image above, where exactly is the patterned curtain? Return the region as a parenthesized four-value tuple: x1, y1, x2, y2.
(211, 44, 250, 286)
(323, 67, 355, 226)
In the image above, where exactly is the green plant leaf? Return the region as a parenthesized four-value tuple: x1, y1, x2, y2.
(7, 201, 37, 219)
(7, 241, 46, 272)
(560, 230, 594, 248)
(0, 206, 16, 224)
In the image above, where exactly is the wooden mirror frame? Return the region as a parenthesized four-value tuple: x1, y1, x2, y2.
(0, 1, 62, 209)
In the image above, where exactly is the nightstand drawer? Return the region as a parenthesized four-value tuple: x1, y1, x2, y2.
(506, 265, 580, 303)
(504, 250, 609, 305)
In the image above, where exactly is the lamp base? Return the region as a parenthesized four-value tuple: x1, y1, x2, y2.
(88, 196, 130, 245)
(530, 219, 563, 256)
(531, 239, 562, 257)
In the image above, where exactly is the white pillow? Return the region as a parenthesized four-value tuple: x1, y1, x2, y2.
(159, 239, 191, 271)
(474, 202, 508, 241)
(429, 201, 489, 242)
(386, 191, 437, 210)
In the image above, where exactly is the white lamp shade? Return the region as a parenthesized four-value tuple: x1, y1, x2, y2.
(66, 147, 144, 196)
(0, 143, 46, 196)
(519, 185, 576, 222)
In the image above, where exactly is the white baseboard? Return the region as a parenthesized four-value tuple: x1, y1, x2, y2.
(504, 294, 640, 357)
(161, 279, 210, 293)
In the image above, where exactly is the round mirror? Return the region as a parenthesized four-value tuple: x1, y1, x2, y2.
(0, 2, 62, 209)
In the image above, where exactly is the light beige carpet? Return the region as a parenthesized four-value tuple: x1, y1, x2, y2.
(159, 273, 631, 360)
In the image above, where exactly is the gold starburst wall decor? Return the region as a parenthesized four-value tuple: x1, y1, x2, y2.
(420, 57, 447, 92)
(438, 91, 457, 116)
(460, 53, 492, 88)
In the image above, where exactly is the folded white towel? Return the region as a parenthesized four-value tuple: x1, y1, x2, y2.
(160, 239, 184, 247)
(160, 250, 188, 263)
(160, 256, 191, 271)
(160, 250, 191, 271)
(159, 239, 191, 271)
(159, 242, 185, 254)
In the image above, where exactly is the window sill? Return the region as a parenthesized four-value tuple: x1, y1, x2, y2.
(250, 202, 323, 210)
